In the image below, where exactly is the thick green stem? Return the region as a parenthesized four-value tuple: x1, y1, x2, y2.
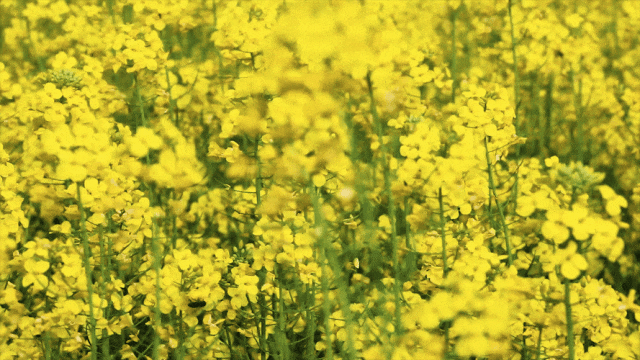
(135, 77, 148, 129)
(564, 279, 575, 360)
(305, 283, 317, 360)
(174, 312, 185, 360)
(152, 219, 162, 360)
(451, 7, 458, 103)
(508, 0, 521, 133)
(165, 68, 177, 126)
(254, 135, 267, 360)
(310, 183, 355, 360)
(484, 137, 514, 266)
(366, 72, 402, 334)
(536, 326, 543, 360)
(343, 102, 379, 282)
(508, 0, 521, 211)
(275, 265, 290, 360)
(402, 197, 417, 281)
(77, 184, 98, 360)
(98, 225, 111, 360)
(438, 188, 449, 278)
(257, 298, 267, 360)
(105, 0, 115, 23)
(438, 188, 450, 356)
(255, 136, 262, 207)
(570, 71, 585, 163)
(319, 263, 334, 360)
(543, 76, 554, 155)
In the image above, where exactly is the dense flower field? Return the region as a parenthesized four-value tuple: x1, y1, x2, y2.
(1, 0, 640, 359)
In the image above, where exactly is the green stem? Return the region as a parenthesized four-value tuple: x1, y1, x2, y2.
(564, 279, 575, 360)
(438, 188, 449, 278)
(77, 184, 98, 360)
(366, 72, 402, 334)
(388, 164, 401, 336)
(135, 77, 148, 129)
(257, 294, 267, 360)
(255, 135, 267, 360)
(484, 137, 514, 266)
(310, 184, 355, 360)
(521, 331, 527, 360)
(543, 76, 554, 156)
(508, 0, 521, 211)
(152, 218, 162, 360)
(311, 183, 334, 360)
(105, 0, 115, 24)
(508, 0, 521, 133)
(536, 326, 543, 360)
(404, 197, 413, 251)
(171, 197, 178, 249)
(343, 102, 378, 281)
(531, 73, 541, 155)
(438, 187, 450, 356)
(275, 265, 290, 360)
(570, 70, 585, 163)
(175, 312, 185, 360)
(612, 0, 619, 56)
(165, 68, 178, 126)
(305, 283, 317, 360)
(451, 7, 459, 103)
(318, 236, 334, 360)
(255, 136, 262, 207)
(43, 331, 51, 360)
(98, 224, 111, 360)
(403, 197, 417, 281)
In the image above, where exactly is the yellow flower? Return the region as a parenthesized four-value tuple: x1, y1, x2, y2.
(545, 156, 559, 168)
(565, 13, 583, 28)
(516, 195, 536, 217)
(312, 173, 326, 187)
(556, 241, 587, 280)
(599, 185, 628, 216)
(56, 163, 87, 182)
(127, 136, 149, 158)
(541, 208, 570, 244)
(23, 258, 50, 292)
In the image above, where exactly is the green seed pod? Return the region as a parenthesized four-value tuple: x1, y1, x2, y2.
(37, 68, 84, 89)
